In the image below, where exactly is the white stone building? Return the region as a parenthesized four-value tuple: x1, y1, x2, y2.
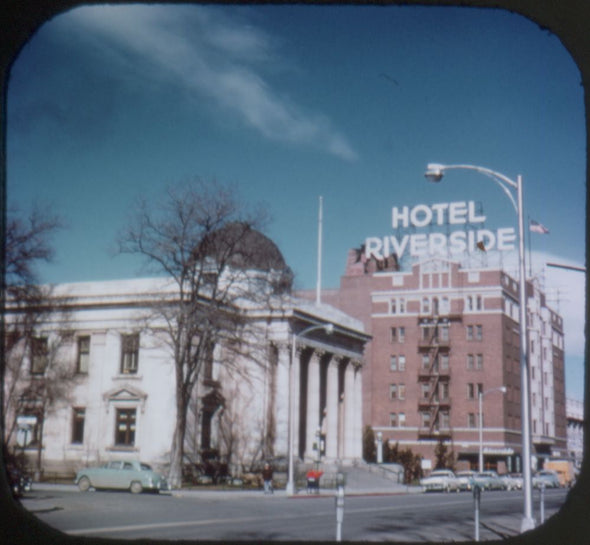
(5, 276, 369, 481)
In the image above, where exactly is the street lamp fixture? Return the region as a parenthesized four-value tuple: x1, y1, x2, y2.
(286, 322, 334, 496)
(424, 163, 535, 532)
(478, 386, 507, 473)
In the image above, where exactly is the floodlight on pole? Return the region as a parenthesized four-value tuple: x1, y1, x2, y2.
(424, 163, 535, 532)
(286, 322, 334, 496)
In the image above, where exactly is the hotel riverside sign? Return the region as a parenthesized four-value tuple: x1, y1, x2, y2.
(364, 201, 516, 261)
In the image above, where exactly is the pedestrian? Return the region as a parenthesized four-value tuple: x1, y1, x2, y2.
(262, 462, 274, 495)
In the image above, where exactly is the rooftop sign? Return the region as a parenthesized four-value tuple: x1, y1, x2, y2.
(365, 201, 516, 261)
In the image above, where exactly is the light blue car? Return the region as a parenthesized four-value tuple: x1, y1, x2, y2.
(533, 470, 560, 489)
(75, 460, 169, 494)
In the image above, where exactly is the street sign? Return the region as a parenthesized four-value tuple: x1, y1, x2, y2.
(17, 415, 38, 427)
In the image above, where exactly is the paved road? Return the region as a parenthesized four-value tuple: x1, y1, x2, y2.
(21, 485, 569, 541)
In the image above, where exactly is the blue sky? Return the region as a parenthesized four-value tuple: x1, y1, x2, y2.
(7, 5, 585, 399)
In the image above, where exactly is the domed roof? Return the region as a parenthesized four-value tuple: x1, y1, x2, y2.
(196, 222, 293, 292)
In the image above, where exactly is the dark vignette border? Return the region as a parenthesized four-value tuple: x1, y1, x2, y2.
(0, 1, 588, 544)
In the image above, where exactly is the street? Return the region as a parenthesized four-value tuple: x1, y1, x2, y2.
(21, 485, 569, 542)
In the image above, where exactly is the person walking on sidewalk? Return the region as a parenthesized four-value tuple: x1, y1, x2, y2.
(262, 463, 274, 495)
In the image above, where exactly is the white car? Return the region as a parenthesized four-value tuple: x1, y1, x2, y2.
(420, 469, 461, 493)
(456, 470, 477, 491)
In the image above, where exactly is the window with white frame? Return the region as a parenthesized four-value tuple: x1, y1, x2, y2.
(398, 412, 406, 427)
(398, 355, 406, 371)
(390, 412, 397, 427)
(30, 336, 48, 375)
(389, 384, 398, 400)
(72, 407, 85, 444)
(390, 356, 397, 371)
(120, 333, 139, 374)
(115, 408, 136, 446)
(76, 336, 90, 374)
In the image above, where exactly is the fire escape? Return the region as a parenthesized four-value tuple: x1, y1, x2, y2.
(417, 314, 452, 439)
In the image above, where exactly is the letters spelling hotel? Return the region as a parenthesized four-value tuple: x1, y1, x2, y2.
(301, 199, 567, 473)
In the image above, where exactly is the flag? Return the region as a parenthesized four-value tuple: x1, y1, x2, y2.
(529, 219, 549, 234)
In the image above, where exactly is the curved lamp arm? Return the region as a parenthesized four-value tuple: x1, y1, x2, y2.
(425, 163, 518, 213)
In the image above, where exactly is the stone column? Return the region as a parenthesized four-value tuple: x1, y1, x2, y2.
(292, 345, 302, 460)
(343, 361, 356, 461)
(324, 359, 339, 461)
(274, 343, 291, 457)
(305, 350, 322, 461)
(353, 363, 364, 459)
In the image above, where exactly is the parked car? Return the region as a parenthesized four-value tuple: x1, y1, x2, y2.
(75, 460, 169, 494)
(473, 471, 505, 490)
(533, 470, 560, 489)
(509, 473, 523, 489)
(420, 469, 461, 493)
(499, 473, 520, 491)
(455, 471, 477, 491)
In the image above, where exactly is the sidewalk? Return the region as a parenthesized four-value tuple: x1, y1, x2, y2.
(31, 480, 423, 499)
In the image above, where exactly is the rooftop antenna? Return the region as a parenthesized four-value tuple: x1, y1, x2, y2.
(316, 196, 323, 305)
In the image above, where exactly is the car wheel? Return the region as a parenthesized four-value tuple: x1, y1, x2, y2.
(130, 481, 143, 494)
(78, 476, 91, 492)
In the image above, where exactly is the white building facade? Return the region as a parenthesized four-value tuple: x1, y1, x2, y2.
(5, 277, 369, 481)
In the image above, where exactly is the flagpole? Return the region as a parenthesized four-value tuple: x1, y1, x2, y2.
(527, 215, 532, 277)
(316, 196, 323, 306)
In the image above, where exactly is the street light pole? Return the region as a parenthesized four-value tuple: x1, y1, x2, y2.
(286, 322, 334, 496)
(478, 386, 507, 473)
(425, 163, 535, 531)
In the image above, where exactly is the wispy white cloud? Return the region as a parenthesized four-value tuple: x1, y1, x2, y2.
(65, 5, 358, 161)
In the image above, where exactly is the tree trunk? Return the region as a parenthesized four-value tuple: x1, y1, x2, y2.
(168, 392, 188, 489)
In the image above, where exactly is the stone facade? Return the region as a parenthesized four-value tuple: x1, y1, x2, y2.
(5, 277, 369, 480)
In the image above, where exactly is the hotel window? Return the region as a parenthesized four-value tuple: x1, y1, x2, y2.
(76, 336, 90, 374)
(468, 413, 477, 428)
(398, 355, 406, 371)
(440, 353, 449, 371)
(422, 297, 430, 314)
(398, 384, 406, 400)
(468, 383, 475, 400)
(440, 411, 450, 429)
(440, 382, 449, 400)
(390, 412, 397, 427)
(30, 337, 48, 375)
(391, 298, 405, 314)
(476, 295, 482, 310)
(115, 408, 136, 446)
(121, 333, 139, 374)
(72, 407, 85, 444)
(421, 383, 430, 399)
(391, 327, 405, 343)
(421, 412, 431, 428)
(476, 354, 483, 370)
(439, 324, 449, 341)
(441, 297, 450, 315)
(398, 413, 406, 427)
(422, 354, 430, 370)
(389, 384, 397, 400)
(467, 354, 474, 370)
(466, 325, 473, 341)
(476, 325, 483, 340)
(390, 356, 397, 371)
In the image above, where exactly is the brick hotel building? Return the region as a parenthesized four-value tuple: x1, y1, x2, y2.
(302, 251, 567, 473)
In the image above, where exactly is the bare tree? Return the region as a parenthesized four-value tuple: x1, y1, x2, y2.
(2, 204, 63, 471)
(118, 179, 292, 488)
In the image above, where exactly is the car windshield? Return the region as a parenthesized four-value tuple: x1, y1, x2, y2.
(140, 463, 152, 471)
